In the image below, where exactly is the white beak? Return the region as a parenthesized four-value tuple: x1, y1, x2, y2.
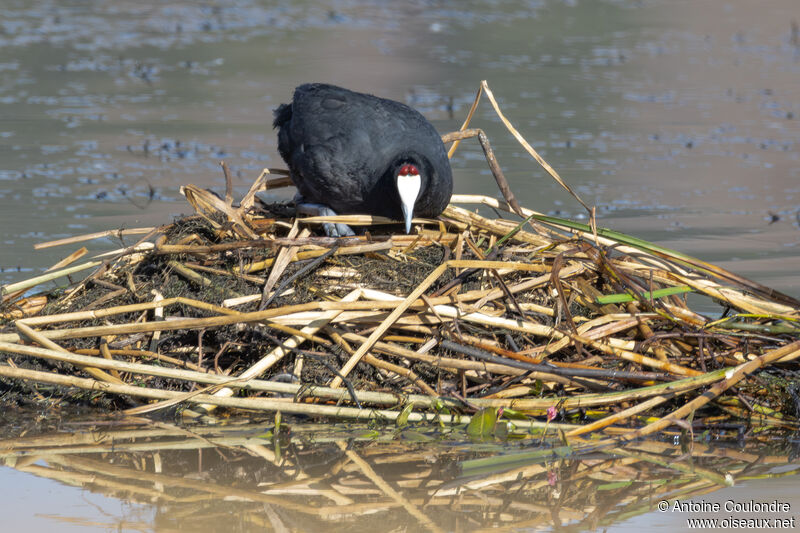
(396, 173, 421, 234)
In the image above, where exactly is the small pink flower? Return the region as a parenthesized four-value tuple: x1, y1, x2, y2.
(548, 469, 558, 486)
(547, 406, 557, 422)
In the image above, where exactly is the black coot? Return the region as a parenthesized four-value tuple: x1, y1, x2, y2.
(273, 83, 453, 234)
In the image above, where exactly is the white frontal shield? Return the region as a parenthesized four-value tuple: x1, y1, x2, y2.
(396, 173, 421, 234)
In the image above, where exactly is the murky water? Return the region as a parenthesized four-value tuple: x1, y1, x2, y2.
(2, 0, 799, 294)
(1, 0, 799, 530)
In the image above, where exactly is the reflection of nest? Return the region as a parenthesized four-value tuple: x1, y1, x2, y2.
(2, 420, 797, 531)
(1, 82, 799, 441)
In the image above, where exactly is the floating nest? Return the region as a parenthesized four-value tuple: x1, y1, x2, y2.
(1, 82, 799, 442)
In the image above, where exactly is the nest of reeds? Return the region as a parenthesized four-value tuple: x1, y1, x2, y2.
(1, 81, 799, 440)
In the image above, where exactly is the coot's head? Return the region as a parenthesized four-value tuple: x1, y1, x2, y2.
(379, 150, 448, 234)
(396, 162, 421, 233)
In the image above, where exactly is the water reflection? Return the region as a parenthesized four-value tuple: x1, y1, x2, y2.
(1, 417, 797, 532)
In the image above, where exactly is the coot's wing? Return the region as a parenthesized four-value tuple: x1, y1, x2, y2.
(282, 84, 390, 213)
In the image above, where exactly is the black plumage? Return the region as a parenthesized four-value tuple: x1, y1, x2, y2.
(273, 83, 453, 233)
